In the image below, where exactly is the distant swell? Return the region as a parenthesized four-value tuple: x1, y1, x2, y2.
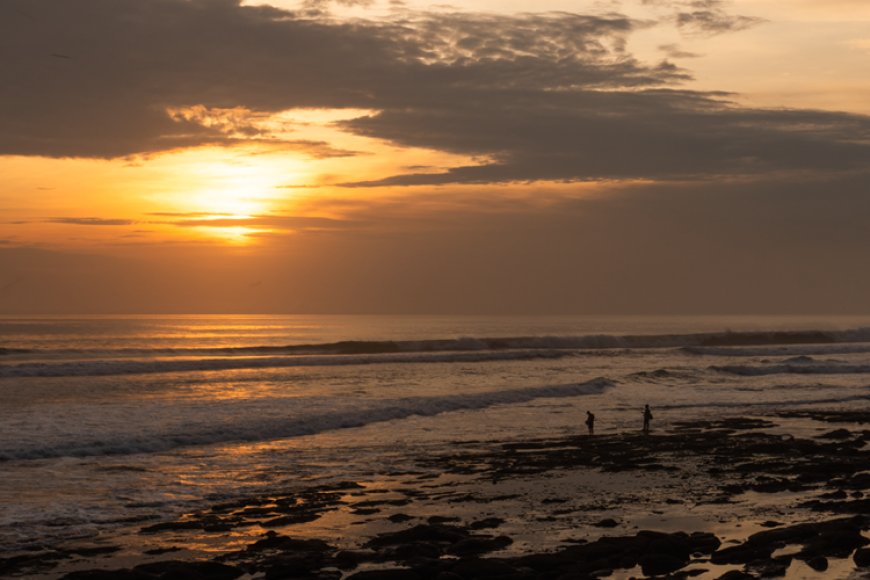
(0, 350, 570, 378)
(6, 327, 870, 378)
(683, 344, 870, 357)
(658, 392, 870, 410)
(0, 347, 31, 356)
(0, 378, 613, 461)
(712, 362, 870, 376)
(14, 328, 870, 358)
(225, 328, 869, 353)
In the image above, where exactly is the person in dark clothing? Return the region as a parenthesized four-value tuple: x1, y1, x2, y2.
(585, 411, 595, 435)
(643, 404, 653, 433)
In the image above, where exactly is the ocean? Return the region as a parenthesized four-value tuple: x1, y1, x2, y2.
(2, 314, 870, 556)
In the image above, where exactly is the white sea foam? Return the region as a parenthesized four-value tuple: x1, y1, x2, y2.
(8, 327, 870, 377)
(0, 350, 570, 378)
(657, 392, 870, 410)
(0, 378, 613, 461)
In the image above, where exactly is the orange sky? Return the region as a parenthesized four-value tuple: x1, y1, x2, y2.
(2, 0, 870, 314)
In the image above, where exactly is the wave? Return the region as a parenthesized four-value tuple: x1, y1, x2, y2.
(0, 349, 572, 378)
(0, 347, 32, 356)
(0, 378, 613, 461)
(656, 392, 870, 410)
(683, 344, 870, 357)
(14, 327, 870, 358)
(711, 361, 870, 376)
(7, 327, 870, 378)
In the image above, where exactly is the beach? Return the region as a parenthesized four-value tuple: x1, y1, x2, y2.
(1, 315, 870, 579)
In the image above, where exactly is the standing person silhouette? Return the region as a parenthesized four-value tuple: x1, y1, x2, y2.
(585, 411, 595, 435)
(642, 404, 653, 433)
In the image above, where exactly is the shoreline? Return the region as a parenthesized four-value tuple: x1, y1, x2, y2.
(3, 410, 869, 579)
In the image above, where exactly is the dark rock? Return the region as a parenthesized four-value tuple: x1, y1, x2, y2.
(747, 555, 790, 577)
(642, 530, 692, 559)
(388, 514, 414, 523)
(427, 516, 460, 524)
(133, 560, 244, 579)
(334, 550, 378, 570)
(806, 556, 828, 571)
(467, 518, 504, 530)
(818, 429, 852, 440)
(61, 571, 151, 580)
(639, 553, 686, 576)
(245, 532, 332, 554)
(345, 570, 423, 580)
(1, 552, 67, 576)
(801, 498, 870, 514)
(711, 544, 772, 565)
(798, 527, 869, 559)
(449, 558, 524, 579)
(712, 516, 870, 567)
(368, 525, 467, 548)
(716, 571, 756, 580)
(237, 506, 276, 517)
(446, 536, 512, 557)
(593, 518, 619, 528)
(847, 473, 870, 489)
(140, 520, 215, 534)
(68, 546, 121, 557)
(672, 569, 708, 579)
(688, 532, 721, 554)
(854, 547, 870, 567)
(262, 557, 316, 579)
(143, 547, 183, 556)
(260, 513, 321, 527)
(393, 542, 442, 561)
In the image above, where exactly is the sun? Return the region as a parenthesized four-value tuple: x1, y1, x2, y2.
(149, 146, 308, 244)
(188, 157, 287, 217)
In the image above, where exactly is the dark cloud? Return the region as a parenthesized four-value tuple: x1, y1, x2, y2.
(147, 212, 236, 218)
(675, 1, 763, 35)
(2, 0, 653, 158)
(48, 217, 137, 226)
(167, 214, 350, 230)
(642, 0, 763, 35)
(658, 43, 701, 58)
(341, 92, 870, 186)
(2, 0, 868, 188)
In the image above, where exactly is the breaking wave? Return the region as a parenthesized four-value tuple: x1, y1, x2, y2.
(0, 378, 613, 461)
(0, 350, 571, 378)
(712, 361, 870, 376)
(657, 392, 870, 410)
(12, 328, 870, 357)
(6, 327, 870, 378)
(683, 344, 870, 357)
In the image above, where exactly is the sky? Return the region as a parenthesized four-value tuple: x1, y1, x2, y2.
(1, 0, 869, 314)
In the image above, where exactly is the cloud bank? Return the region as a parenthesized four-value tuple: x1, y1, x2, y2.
(4, 0, 867, 187)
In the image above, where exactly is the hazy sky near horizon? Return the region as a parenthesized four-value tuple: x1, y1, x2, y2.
(2, 0, 870, 314)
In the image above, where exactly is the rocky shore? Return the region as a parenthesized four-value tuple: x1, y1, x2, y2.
(3, 410, 869, 579)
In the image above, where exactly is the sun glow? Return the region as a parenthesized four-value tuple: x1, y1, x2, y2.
(150, 147, 310, 244)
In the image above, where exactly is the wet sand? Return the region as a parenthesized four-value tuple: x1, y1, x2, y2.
(3, 410, 869, 579)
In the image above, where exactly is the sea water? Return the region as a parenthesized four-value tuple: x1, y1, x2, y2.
(1, 314, 869, 552)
